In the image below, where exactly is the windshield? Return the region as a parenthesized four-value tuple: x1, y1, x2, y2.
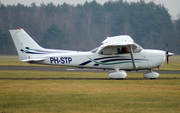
(132, 43, 143, 53)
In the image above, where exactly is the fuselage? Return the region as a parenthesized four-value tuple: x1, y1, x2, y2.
(33, 49, 166, 70)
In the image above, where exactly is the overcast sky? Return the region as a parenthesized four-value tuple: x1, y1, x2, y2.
(1, 0, 180, 19)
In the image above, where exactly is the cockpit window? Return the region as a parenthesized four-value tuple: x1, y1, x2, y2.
(114, 43, 143, 54)
(114, 47, 129, 54)
(96, 43, 143, 55)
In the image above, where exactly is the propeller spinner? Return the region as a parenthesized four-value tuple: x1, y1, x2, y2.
(166, 44, 174, 64)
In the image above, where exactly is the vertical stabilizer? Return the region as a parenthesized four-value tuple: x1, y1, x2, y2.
(9, 28, 44, 61)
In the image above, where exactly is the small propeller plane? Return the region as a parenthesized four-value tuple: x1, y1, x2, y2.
(9, 28, 174, 79)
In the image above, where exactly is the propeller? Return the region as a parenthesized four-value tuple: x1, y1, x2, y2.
(166, 44, 169, 64)
(166, 44, 174, 64)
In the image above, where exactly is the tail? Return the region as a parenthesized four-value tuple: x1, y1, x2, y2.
(9, 28, 45, 62)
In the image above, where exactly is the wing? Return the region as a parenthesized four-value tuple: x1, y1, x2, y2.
(99, 35, 136, 68)
(101, 35, 134, 47)
(99, 35, 134, 51)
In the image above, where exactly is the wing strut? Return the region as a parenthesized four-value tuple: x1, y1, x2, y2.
(128, 45, 136, 68)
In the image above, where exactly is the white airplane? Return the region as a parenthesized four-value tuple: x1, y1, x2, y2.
(9, 28, 174, 79)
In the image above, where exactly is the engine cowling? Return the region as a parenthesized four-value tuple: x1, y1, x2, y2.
(108, 70, 127, 79)
(143, 71, 159, 79)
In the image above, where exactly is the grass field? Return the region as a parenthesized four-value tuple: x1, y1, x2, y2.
(0, 55, 180, 112)
(0, 70, 180, 113)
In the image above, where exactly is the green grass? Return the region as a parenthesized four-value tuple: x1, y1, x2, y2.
(0, 70, 180, 113)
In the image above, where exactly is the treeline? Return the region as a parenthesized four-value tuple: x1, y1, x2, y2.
(0, 0, 180, 55)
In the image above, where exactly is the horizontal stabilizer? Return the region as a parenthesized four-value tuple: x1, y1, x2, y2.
(21, 58, 45, 62)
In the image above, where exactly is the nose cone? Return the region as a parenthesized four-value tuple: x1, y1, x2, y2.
(167, 52, 174, 56)
(166, 52, 174, 64)
(145, 49, 166, 68)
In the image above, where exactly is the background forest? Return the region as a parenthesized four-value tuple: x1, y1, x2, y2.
(0, 0, 180, 55)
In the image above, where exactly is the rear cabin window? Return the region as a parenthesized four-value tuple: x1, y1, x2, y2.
(98, 47, 113, 55)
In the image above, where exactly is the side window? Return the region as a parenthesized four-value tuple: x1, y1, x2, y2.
(115, 47, 130, 54)
(121, 47, 130, 54)
(115, 47, 122, 54)
(99, 48, 113, 55)
(98, 43, 143, 55)
(115, 44, 143, 54)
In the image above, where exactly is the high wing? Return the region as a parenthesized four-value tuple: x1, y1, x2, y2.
(101, 35, 134, 47)
(99, 35, 136, 68)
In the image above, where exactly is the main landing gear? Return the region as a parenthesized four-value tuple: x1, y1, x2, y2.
(143, 70, 159, 79)
(108, 69, 159, 79)
(108, 68, 127, 79)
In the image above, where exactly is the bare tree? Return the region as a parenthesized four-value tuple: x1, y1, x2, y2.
(122, 20, 134, 36)
(104, 12, 112, 37)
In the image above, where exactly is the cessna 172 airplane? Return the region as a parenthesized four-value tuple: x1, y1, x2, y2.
(9, 28, 174, 79)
